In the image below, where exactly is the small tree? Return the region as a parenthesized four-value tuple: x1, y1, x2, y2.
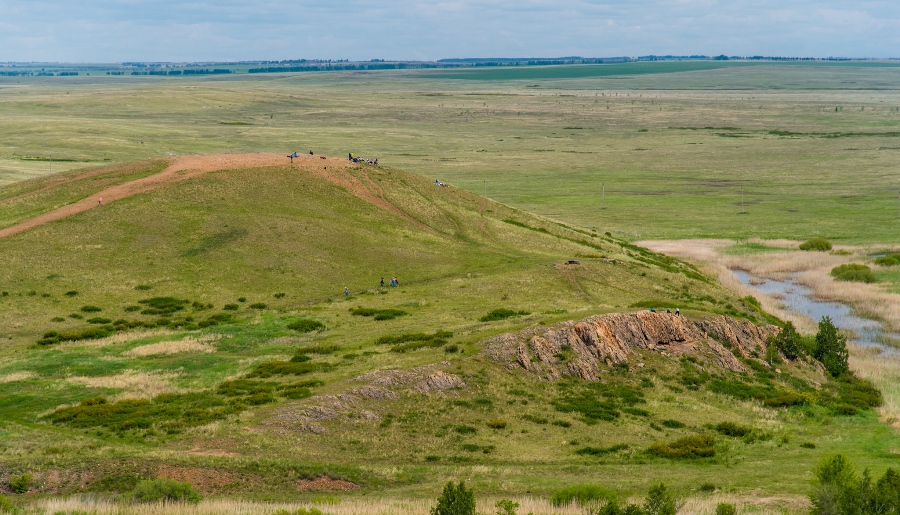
(431, 481, 476, 515)
(643, 483, 678, 515)
(771, 321, 803, 360)
(814, 316, 849, 377)
(495, 498, 519, 515)
(810, 454, 859, 515)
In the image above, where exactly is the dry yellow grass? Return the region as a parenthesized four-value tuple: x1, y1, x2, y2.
(123, 334, 221, 357)
(850, 346, 900, 427)
(31, 494, 808, 515)
(65, 369, 182, 401)
(0, 371, 36, 383)
(73, 329, 179, 348)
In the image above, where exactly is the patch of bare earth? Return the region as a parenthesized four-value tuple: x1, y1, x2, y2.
(298, 476, 359, 491)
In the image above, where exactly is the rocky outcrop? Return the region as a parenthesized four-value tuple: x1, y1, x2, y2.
(484, 312, 778, 381)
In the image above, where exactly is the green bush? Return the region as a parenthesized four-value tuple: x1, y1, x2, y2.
(830, 263, 876, 283)
(715, 503, 737, 515)
(0, 494, 13, 512)
(454, 425, 477, 435)
(249, 302, 268, 309)
(480, 308, 530, 322)
(799, 238, 832, 251)
(575, 444, 629, 457)
(801, 442, 816, 449)
(132, 478, 202, 503)
(223, 303, 239, 310)
(648, 434, 716, 459)
(661, 419, 685, 429)
(350, 307, 408, 320)
(80, 305, 102, 312)
(87, 317, 113, 324)
(247, 360, 334, 378)
(64, 290, 79, 297)
(486, 419, 508, 429)
(375, 331, 452, 352)
(138, 297, 188, 315)
(495, 499, 520, 515)
(643, 483, 678, 515)
(814, 316, 849, 377)
(763, 393, 808, 408)
(551, 484, 615, 507)
(431, 481, 476, 515)
(713, 422, 752, 438)
(287, 319, 325, 333)
(769, 321, 804, 360)
(8, 473, 32, 494)
(875, 253, 900, 266)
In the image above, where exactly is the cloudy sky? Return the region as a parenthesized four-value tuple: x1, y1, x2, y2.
(2, 1, 899, 62)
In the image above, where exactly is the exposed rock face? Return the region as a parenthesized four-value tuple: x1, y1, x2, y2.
(484, 312, 778, 381)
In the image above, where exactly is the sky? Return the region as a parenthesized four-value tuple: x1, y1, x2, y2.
(1, 1, 899, 63)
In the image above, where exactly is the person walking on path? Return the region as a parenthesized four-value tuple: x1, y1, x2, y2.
(380, 277, 385, 287)
(97, 197, 102, 206)
(344, 287, 349, 297)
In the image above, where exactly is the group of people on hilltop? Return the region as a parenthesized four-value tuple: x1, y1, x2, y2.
(649, 306, 680, 315)
(348, 153, 377, 165)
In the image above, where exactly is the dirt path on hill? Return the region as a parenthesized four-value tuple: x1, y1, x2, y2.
(0, 152, 429, 240)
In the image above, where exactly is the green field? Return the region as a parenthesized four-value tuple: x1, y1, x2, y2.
(0, 62, 899, 512)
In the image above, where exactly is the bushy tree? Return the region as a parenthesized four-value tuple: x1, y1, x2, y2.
(431, 481, 476, 515)
(643, 484, 678, 515)
(814, 316, 849, 377)
(770, 321, 803, 360)
(132, 478, 202, 503)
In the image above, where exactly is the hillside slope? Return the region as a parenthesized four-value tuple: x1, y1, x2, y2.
(0, 156, 891, 510)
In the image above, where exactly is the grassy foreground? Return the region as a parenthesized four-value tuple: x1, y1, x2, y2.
(0, 159, 895, 514)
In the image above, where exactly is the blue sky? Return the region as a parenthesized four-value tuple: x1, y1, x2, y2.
(1, 1, 899, 62)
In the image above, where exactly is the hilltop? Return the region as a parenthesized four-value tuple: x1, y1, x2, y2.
(0, 155, 890, 511)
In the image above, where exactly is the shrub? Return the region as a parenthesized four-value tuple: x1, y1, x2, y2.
(814, 316, 849, 377)
(376, 330, 452, 352)
(875, 253, 900, 266)
(480, 308, 529, 322)
(661, 419, 685, 429)
(138, 297, 188, 315)
(715, 503, 737, 515)
(64, 290, 79, 297)
(648, 434, 716, 459)
(249, 302, 267, 309)
(135, 284, 153, 290)
(551, 484, 615, 507)
(575, 444, 629, 457)
(247, 360, 334, 378)
(287, 319, 325, 333)
(223, 303, 239, 310)
(431, 481, 476, 515)
(801, 442, 817, 449)
(274, 292, 286, 299)
(445, 344, 459, 353)
(698, 483, 717, 493)
(763, 393, 808, 408)
(87, 317, 113, 324)
(830, 263, 876, 283)
(454, 425, 477, 435)
(350, 307, 408, 320)
(486, 419, 508, 429)
(799, 238, 832, 251)
(495, 499, 520, 515)
(9, 473, 32, 494)
(0, 494, 13, 512)
(132, 478, 201, 503)
(713, 422, 752, 438)
(80, 305, 102, 312)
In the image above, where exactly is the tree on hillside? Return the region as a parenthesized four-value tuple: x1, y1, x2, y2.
(814, 316, 849, 377)
(771, 321, 803, 360)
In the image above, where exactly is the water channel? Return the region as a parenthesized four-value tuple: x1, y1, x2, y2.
(732, 270, 898, 351)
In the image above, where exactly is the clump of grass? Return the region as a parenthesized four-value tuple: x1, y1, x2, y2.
(454, 425, 477, 434)
(444, 344, 459, 353)
(274, 292, 286, 299)
(301, 343, 340, 354)
(799, 238, 832, 251)
(249, 302, 267, 309)
(801, 442, 817, 449)
(138, 297, 188, 315)
(830, 263, 876, 283)
(661, 419, 686, 429)
(875, 253, 900, 266)
(132, 478, 201, 503)
(51, 316, 65, 322)
(553, 382, 645, 423)
(552, 420, 572, 428)
(350, 307, 408, 321)
(80, 305, 102, 313)
(9, 472, 33, 494)
(521, 414, 548, 424)
(712, 421, 753, 437)
(575, 444, 629, 457)
(246, 361, 334, 378)
(134, 284, 153, 291)
(375, 330, 452, 352)
(223, 303, 239, 310)
(287, 319, 325, 333)
(648, 434, 716, 459)
(64, 290, 79, 297)
(68, 313, 84, 319)
(486, 419, 508, 429)
(479, 308, 530, 322)
(38, 325, 116, 345)
(551, 484, 615, 507)
(87, 317, 113, 324)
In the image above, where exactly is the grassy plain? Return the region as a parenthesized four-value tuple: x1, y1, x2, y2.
(1, 61, 899, 243)
(1, 62, 899, 512)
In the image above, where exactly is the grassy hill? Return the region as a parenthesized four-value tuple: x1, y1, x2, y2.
(0, 157, 893, 512)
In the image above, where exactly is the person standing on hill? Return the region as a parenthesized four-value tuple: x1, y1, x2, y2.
(344, 287, 349, 297)
(380, 277, 385, 287)
(97, 197, 102, 206)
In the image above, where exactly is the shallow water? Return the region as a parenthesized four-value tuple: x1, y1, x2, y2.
(733, 270, 897, 349)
